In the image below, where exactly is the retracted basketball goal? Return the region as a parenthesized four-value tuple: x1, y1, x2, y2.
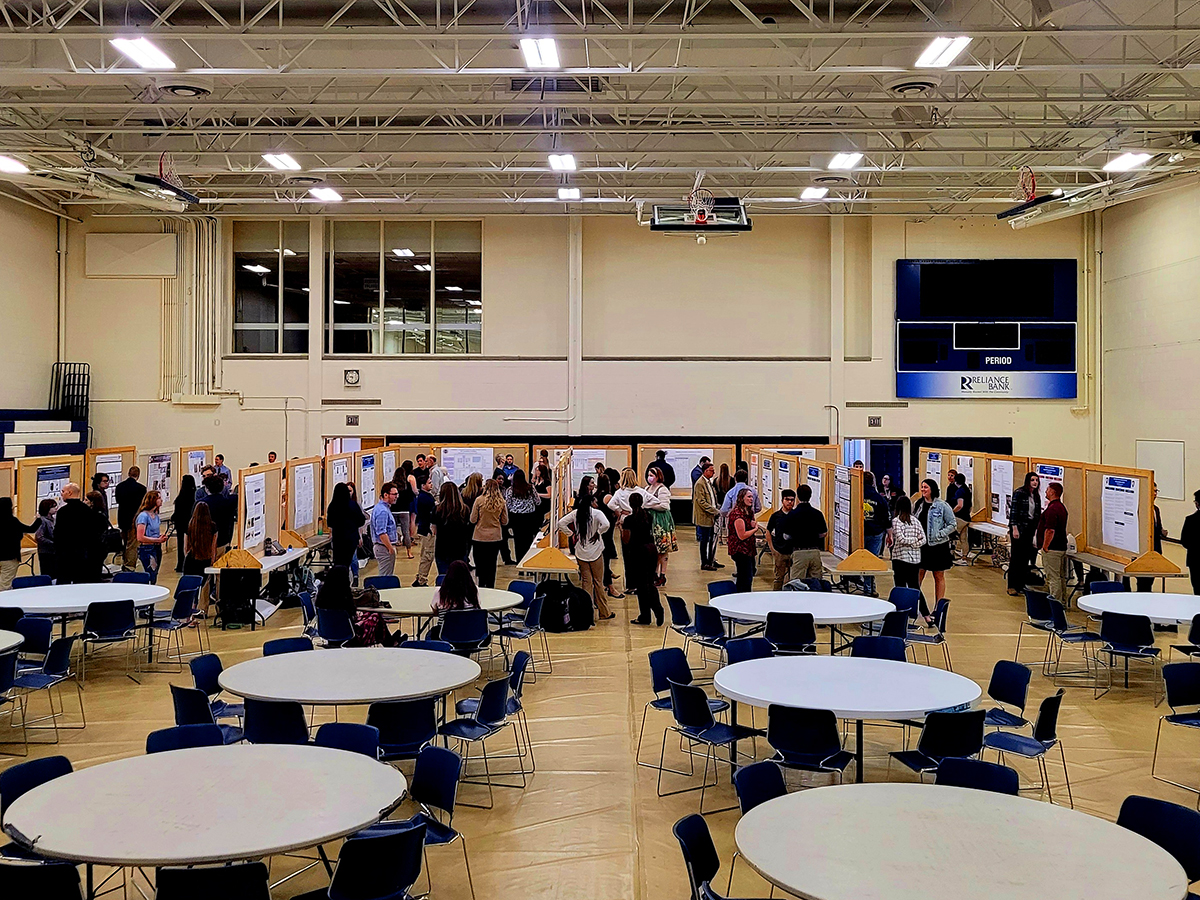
(649, 189, 752, 244)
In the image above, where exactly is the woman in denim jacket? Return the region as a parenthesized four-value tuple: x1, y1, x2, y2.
(914, 478, 957, 608)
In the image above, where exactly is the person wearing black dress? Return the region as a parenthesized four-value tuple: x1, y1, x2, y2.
(172, 475, 196, 573)
(624, 493, 662, 625)
(326, 482, 367, 585)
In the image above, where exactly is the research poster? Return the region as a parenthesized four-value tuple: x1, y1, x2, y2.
(777, 459, 791, 495)
(243, 471, 266, 550)
(147, 452, 173, 509)
(36, 465, 70, 510)
(749, 454, 759, 494)
(833, 465, 852, 557)
(330, 457, 349, 486)
(293, 463, 315, 530)
(925, 452, 942, 485)
(1102, 475, 1141, 554)
(807, 465, 823, 511)
(360, 454, 377, 508)
(95, 452, 123, 515)
(187, 449, 208, 480)
(990, 458, 1014, 526)
(381, 450, 397, 486)
(955, 456, 974, 491)
(761, 458, 774, 510)
(662, 449, 713, 491)
(442, 447, 493, 483)
(1035, 463, 1066, 510)
(556, 448, 608, 491)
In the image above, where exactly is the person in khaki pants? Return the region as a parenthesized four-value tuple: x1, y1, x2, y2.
(765, 490, 797, 590)
(787, 484, 828, 583)
(1038, 482, 1070, 603)
(692, 463, 721, 571)
(558, 484, 613, 620)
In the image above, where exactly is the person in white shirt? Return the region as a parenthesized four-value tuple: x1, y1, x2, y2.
(888, 494, 926, 591)
(428, 453, 448, 494)
(643, 466, 677, 587)
(609, 467, 649, 519)
(558, 482, 613, 621)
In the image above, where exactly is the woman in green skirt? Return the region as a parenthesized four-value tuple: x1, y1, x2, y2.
(643, 466, 677, 586)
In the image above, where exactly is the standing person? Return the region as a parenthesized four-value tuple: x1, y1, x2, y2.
(644, 467, 677, 586)
(1007, 472, 1042, 596)
(35, 498, 56, 580)
(691, 456, 712, 486)
(714, 464, 735, 508)
(369, 482, 400, 579)
(609, 467, 644, 518)
(727, 488, 759, 592)
(718, 468, 761, 517)
(624, 493, 663, 625)
(1137, 487, 1166, 592)
(411, 479, 438, 587)
(945, 469, 959, 513)
(491, 455, 508, 487)
(1038, 482, 1070, 603)
(172, 475, 196, 573)
(461, 472, 484, 545)
(889, 495, 926, 590)
(428, 453, 448, 495)
(214, 454, 232, 488)
(115, 465, 147, 572)
(558, 482, 613, 621)
(90, 472, 111, 521)
(0, 498, 38, 590)
(646, 450, 676, 489)
(785, 484, 827, 582)
(879, 473, 892, 496)
(597, 474, 623, 600)
(505, 470, 541, 562)
(765, 489, 797, 590)
(326, 482, 367, 585)
(914, 479, 956, 606)
(502, 454, 519, 483)
(52, 485, 104, 585)
(412, 454, 430, 492)
(185, 503, 219, 616)
(1180, 490, 1200, 595)
(692, 462, 720, 571)
(393, 461, 416, 560)
(433, 482, 472, 576)
(469, 479, 509, 589)
(135, 490, 168, 585)
(951, 471, 973, 560)
(861, 472, 891, 596)
(267, 451, 277, 464)
(533, 464, 552, 521)
(535, 449, 550, 477)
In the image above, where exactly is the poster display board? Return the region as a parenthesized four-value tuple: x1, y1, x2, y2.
(777, 458, 792, 496)
(805, 463, 824, 512)
(236, 462, 283, 552)
(380, 448, 398, 487)
(354, 450, 378, 510)
(1030, 457, 1087, 549)
(180, 445, 214, 483)
(761, 456, 775, 512)
(17, 455, 83, 522)
(1101, 475, 1141, 555)
(1033, 462, 1067, 510)
(955, 455, 975, 492)
(533, 445, 632, 492)
(637, 444, 736, 498)
(797, 459, 862, 555)
(924, 451, 943, 486)
(833, 465, 853, 558)
(286, 455, 321, 539)
(0, 460, 12, 500)
(918, 447, 992, 520)
(137, 448, 179, 515)
(324, 452, 354, 511)
(551, 448, 573, 549)
(86, 445, 136, 524)
(989, 458, 1014, 526)
(748, 451, 760, 499)
(765, 444, 840, 463)
(429, 444, 529, 485)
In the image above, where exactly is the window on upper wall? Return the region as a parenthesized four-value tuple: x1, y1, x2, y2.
(232, 221, 310, 354)
(327, 220, 482, 355)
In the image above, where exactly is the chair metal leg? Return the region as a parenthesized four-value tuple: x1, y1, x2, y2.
(1151, 719, 1200, 796)
(1059, 741, 1074, 809)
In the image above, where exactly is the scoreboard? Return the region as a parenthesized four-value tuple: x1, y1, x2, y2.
(895, 258, 1078, 399)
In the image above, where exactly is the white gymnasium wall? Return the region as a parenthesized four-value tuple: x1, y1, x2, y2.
(1099, 180, 1200, 530)
(0, 195, 59, 407)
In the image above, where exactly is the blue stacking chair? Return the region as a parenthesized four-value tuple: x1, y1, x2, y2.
(935, 757, 1020, 795)
(1045, 598, 1102, 679)
(637, 647, 729, 770)
(316, 609, 356, 648)
(1154, 662, 1200, 797)
(496, 595, 551, 677)
(363, 575, 400, 591)
(315, 722, 380, 758)
(188, 653, 244, 722)
(850, 635, 907, 661)
(299, 591, 318, 639)
(151, 591, 203, 669)
(1171, 616, 1200, 661)
(438, 677, 520, 809)
(673, 813, 770, 900)
(11, 575, 50, 590)
(113, 571, 151, 585)
(984, 689, 1073, 806)
(170, 683, 244, 744)
(728, 761, 788, 893)
(763, 611, 816, 656)
(367, 698, 438, 762)
(1087, 579, 1128, 595)
(440, 609, 492, 660)
(765, 705, 854, 783)
(890, 709, 986, 779)
(0, 857, 83, 896)
(1117, 795, 1200, 899)
(263, 636, 315, 656)
(886, 586, 922, 621)
(0, 607, 23, 631)
(1095, 611, 1161, 702)
(156, 862, 270, 900)
(80, 599, 139, 683)
(15, 635, 83, 740)
(0, 755, 73, 861)
(502, 580, 538, 624)
(14, 616, 52, 669)
(664, 594, 698, 652)
(983, 660, 1032, 729)
(243, 697, 310, 745)
(907, 598, 953, 670)
(724, 637, 774, 665)
(1015, 590, 1055, 665)
(456, 651, 536, 774)
(146, 723, 225, 754)
(293, 822, 426, 900)
(402, 639, 455, 653)
(692, 604, 729, 667)
(707, 581, 738, 600)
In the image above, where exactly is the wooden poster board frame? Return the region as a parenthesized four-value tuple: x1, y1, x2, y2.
(531, 445, 632, 491)
(1081, 462, 1162, 567)
(324, 452, 354, 511)
(235, 462, 284, 553)
(747, 449, 761, 500)
(17, 454, 84, 523)
(429, 443, 530, 484)
(831, 463, 865, 560)
(85, 445, 136, 525)
(0, 460, 13, 500)
(526, 448, 575, 570)
(137, 448, 181, 516)
(180, 445, 214, 483)
(918, 447, 991, 522)
(797, 459, 835, 553)
(765, 444, 840, 464)
(982, 453, 1032, 527)
(636, 444, 737, 499)
(755, 451, 778, 523)
(353, 448, 381, 511)
(285, 455, 322, 541)
(1029, 457, 1087, 550)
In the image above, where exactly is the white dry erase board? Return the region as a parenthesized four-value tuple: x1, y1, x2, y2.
(1136, 440, 1185, 501)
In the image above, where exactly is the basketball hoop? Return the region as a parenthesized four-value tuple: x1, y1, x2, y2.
(159, 151, 184, 190)
(687, 188, 715, 225)
(1014, 165, 1036, 202)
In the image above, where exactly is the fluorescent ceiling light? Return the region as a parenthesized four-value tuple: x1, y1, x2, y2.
(445, 286, 463, 292)
(828, 152, 863, 170)
(801, 187, 829, 200)
(110, 37, 175, 69)
(520, 38, 560, 69)
(1103, 151, 1153, 172)
(558, 187, 581, 200)
(242, 264, 271, 274)
(0, 156, 29, 174)
(302, 287, 310, 292)
(333, 299, 350, 305)
(262, 153, 301, 171)
(415, 263, 431, 272)
(272, 248, 296, 256)
(548, 154, 576, 171)
(392, 248, 414, 257)
(915, 36, 972, 68)
(309, 186, 342, 201)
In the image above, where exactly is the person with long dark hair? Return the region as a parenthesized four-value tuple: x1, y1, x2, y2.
(532, 464, 552, 521)
(34, 498, 56, 581)
(327, 481, 366, 586)
(914, 478, 957, 605)
(432, 559, 480, 614)
(559, 481, 614, 620)
(1007, 471, 1042, 596)
(727, 487, 758, 592)
(888, 494, 925, 590)
(434, 482, 472, 575)
(0, 497, 38, 590)
(505, 470, 541, 562)
(317, 564, 399, 647)
(172, 474, 196, 573)
(624, 492, 662, 625)
(393, 460, 416, 560)
(597, 473, 623, 600)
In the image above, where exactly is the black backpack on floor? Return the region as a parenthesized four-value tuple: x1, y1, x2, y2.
(536, 580, 595, 632)
(566, 585, 594, 632)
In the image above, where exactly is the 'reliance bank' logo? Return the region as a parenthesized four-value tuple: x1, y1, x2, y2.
(960, 375, 1012, 395)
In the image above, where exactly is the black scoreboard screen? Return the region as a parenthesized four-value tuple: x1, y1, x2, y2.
(896, 259, 1078, 399)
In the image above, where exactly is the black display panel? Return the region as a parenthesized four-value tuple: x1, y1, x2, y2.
(896, 259, 1077, 321)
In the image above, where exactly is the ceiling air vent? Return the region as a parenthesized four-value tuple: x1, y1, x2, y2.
(884, 73, 941, 96)
(509, 76, 603, 93)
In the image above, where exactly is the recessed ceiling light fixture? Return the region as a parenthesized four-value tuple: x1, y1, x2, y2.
(548, 154, 576, 171)
(828, 152, 863, 170)
(309, 186, 342, 201)
(110, 37, 175, 70)
(520, 38, 560, 69)
(801, 187, 829, 200)
(392, 248, 415, 257)
(262, 153, 301, 171)
(415, 264, 432, 272)
(0, 156, 30, 174)
(915, 36, 972, 68)
(558, 187, 581, 200)
(1103, 151, 1153, 172)
(242, 264, 271, 274)
(445, 286, 463, 292)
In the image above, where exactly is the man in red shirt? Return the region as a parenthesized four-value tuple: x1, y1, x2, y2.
(1038, 482, 1070, 603)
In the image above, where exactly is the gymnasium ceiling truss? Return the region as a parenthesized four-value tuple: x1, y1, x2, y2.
(0, 0, 1197, 216)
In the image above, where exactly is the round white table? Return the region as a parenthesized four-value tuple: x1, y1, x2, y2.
(0, 629, 23, 655)
(715, 656, 981, 781)
(2, 745, 406, 875)
(1079, 592, 1200, 626)
(711, 591, 895, 652)
(735, 783, 1188, 900)
(375, 586, 524, 617)
(219, 647, 481, 705)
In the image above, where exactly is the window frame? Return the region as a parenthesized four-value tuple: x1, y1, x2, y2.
(232, 220, 310, 356)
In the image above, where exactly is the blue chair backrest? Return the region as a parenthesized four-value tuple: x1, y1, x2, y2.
(11, 575, 50, 590)
(243, 698, 310, 745)
(0, 754, 72, 816)
(732, 760, 787, 814)
(363, 575, 400, 591)
(155, 861, 270, 900)
(112, 571, 151, 585)
(917, 710, 986, 760)
(665, 595, 691, 628)
(410, 745, 463, 816)
(649, 647, 693, 695)
(329, 822, 426, 900)
(803, 578, 834, 593)
(510, 650, 533, 698)
(169, 591, 196, 621)
(987, 660, 1031, 710)
(146, 723, 224, 754)
(850, 635, 907, 661)
(669, 680, 716, 731)
(315, 722, 380, 758)
(170, 683, 217, 726)
(0, 653, 14, 693)
(1024, 590, 1053, 622)
(725, 637, 775, 665)
(692, 604, 725, 640)
(673, 813, 721, 893)
(15, 616, 53, 656)
(0, 608, 23, 631)
(403, 640, 455, 653)
(42, 635, 77, 677)
(367, 697, 438, 750)
(441, 608, 489, 644)
(1031, 690, 1065, 745)
(707, 581, 739, 599)
(84, 599, 136, 638)
(887, 587, 922, 617)
(1099, 611, 1154, 648)
(507, 580, 538, 606)
(189, 653, 224, 697)
(766, 705, 842, 759)
(521, 594, 545, 629)
(263, 636, 314, 657)
(1164, 662, 1200, 710)
(175, 575, 204, 597)
(936, 757, 1019, 795)
(475, 677, 511, 726)
(435, 574, 446, 586)
(317, 608, 356, 644)
(1087, 579, 1128, 595)
(1118, 795, 1200, 882)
